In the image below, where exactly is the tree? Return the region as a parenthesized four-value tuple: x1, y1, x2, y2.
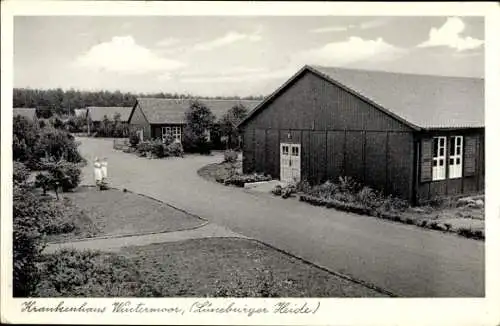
(182, 100, 216, 154)
(219, 104, 248, 149)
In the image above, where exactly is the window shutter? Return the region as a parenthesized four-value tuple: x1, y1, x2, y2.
(420, 138, 433, 182)
(463, 135, 478, 177)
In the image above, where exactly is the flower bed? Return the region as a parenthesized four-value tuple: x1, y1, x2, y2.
(217, 173, 272, 187)
(280, 177, 484, 241)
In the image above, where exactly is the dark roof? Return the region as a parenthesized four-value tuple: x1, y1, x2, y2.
(13, 108, 37, 120)
(134, 98, 261, 124)
(240, 65, 484, 130)
(87, 107, 132, 122)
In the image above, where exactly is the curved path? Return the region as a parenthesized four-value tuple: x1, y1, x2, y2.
(45, 223, 246, 253)
(78, 138, 484, 297)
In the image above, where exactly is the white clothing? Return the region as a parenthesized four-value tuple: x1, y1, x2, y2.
(94, 162, 102, 182)
(101, 162, 108, 179)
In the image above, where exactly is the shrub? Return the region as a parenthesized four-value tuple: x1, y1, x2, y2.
(419, 220, 428, 227)
(381, 195, 409, 213)
(35, 249, 158, 297)
(36, 160, 82, 193)
(223, 150, 238, 163)
(404, 217, 416, 225)
(295, 179, 312, 194)
(356, 186, 384, 209)
(13, 162, 31, 186)
(136, 141, 152, 157)
(309, 180, 338, 199)
(223, 173, 272, 187)
(281, 185, 296, 199)
(128, 133, 140, 148)
(166, 141, 183, 157)
(13, 186, 46, 296)
(457, 227, 473, 238)
(444, 223, 452, 231)
(271, 185, 282, 196)
(150, 139, 165, 158)
(337, 176, 360, 194)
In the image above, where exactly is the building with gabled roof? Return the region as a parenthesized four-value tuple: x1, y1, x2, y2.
(128, 98, 260, 142)
(239, 65, 484, 203)
(13, 108, 37, 121)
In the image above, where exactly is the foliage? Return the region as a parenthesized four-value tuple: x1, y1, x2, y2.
(13, 162, 31, 186)
(14, 118, 84, 168)
(220, 173, 272, 187)
(13, 186, 46, 296)
(14, 88, 265, 116)
(223, 150, 238, 163)
(64, 115, 87, 133)
(128, 132, 140, 147)
(36, 160, 82, 193)
(150, 139, 165, 158)
(35, 249, 158, 297)
(182, 100, 216, 154)
(337, 176, 360, 194)
(218, 104, 248, 149)
(136, 141, 152, 157)
(166, 141, 184, 157)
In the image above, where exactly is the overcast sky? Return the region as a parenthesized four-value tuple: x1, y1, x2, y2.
(14, 16, 484, 96)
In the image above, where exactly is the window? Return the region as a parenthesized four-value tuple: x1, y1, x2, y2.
(291, 146, 299, 156)
(449, 136, 463, 179)
(432, 136, 446, 181)
(161, 126, 182, 142)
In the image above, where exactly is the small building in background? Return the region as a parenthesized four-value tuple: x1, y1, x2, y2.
(86, 106, 133, 136)
(238, 65, 484, 204)
(13, 108, 37, 121)
(127, 98, 260, 144)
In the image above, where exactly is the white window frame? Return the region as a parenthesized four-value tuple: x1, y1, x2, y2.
(432, 136, 447, 181)
(448, 135, 463, 179)
(161, 126, 182, 142)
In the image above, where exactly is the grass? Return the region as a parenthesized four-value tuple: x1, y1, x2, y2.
(54, 186, 204, 240)
(121, 238, 386, 297)
(37, 238, 386, 297)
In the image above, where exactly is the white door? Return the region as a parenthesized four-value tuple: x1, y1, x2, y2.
(137, 129, 144, 141)
(280, 143, 301, 183)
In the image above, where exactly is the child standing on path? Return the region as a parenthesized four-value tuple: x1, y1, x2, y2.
(93, 157, 102, 187)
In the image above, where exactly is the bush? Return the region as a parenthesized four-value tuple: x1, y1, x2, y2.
(37, 160, 82, 193)
(337, 176, 360, 194)
(35, 249, 158, 297)
(129, 133, 140, 148)
(150, 139, 165, 158)
(295, 179, 312, 194)
(309, 180, 338, 199)
(356, 186, 384, 209)
(223, 150, 238, 163)
(444, 223, 452, 231)
(13, 186, 46, 296)
(136, 141, 152, 157)
(281, 185, 296, 199)
(271, 185, 282, 196)
(166, 141, 183, 157)
(13, 162, 31, 186)
(223, 173, 272, 187)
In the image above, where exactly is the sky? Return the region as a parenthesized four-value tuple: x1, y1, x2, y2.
(14, 16, 484, 97)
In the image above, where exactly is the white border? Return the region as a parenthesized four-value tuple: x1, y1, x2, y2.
(1, 2, 499, 325)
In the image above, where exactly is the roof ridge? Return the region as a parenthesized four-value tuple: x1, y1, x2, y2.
(309, 65, 484, 80)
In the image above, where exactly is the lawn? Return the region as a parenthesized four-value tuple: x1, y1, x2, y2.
(36, 238, 386, 297)
(50, 186, 204, 241)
